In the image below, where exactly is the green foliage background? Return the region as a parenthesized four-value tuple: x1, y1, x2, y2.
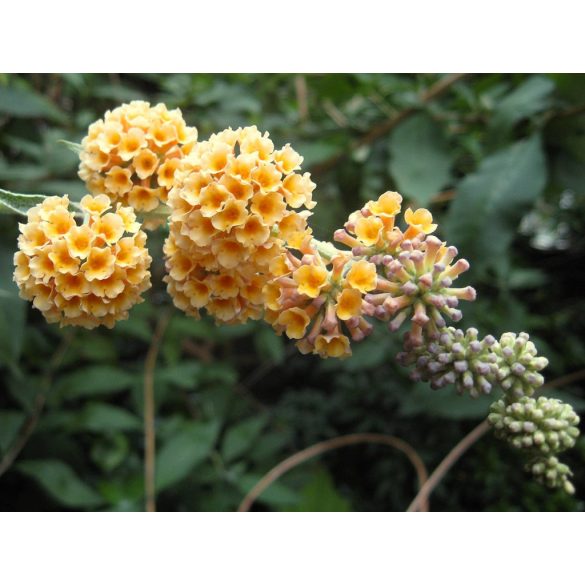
(1, 73, 584, 511)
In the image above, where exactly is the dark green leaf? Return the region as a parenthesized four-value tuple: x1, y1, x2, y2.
(288, 469, 352, 512)
(389, 113, 453, 206)
(445, 135, 547, 276)
(398, 383, 494, 420)
(156, 420, 220, 491)
(235, 473, 300, 508)
(222, 415, 268, 463)
(17, 460, 104, 508)
(0, 86, 67, 123)
(254, 327, 285, 364)
(53, 366, 137, 400)
(0, 410, 25, 453)
(488, 76, 555, 140)
(75, 403, 141, 433)
(0, 243, 26, 367)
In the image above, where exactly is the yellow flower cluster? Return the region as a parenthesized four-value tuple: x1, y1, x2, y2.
(334, 191, 475, 347)
(13, 195, 152, 329)
(164, 126, 315, 324)
(78, 101, 198, 219)
(264, 237, 377, 359)
(263, 190, 475, 358)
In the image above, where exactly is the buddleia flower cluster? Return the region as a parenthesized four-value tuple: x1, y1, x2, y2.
(264, 237, 374, 359)
(264, 191, 476, 359)
(13, 194, 151, 329)
(164, 126, 315, 325)
(78, 100, 198, 217)
(334, 192, 476, 346)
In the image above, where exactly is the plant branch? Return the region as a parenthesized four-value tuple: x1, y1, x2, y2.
(237, 432, 429, 512)
(405, 368, 585, 512)
(0, 331, 73, 478)
(311, 73, 469, 176)
(406, 420, 490, 512)
(143, 309, 172, 512)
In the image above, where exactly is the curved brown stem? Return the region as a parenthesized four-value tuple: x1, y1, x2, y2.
(143, 309, 172, 513)
(237, 432, 429, 512)
(0, 331, 73, 478)
(406, 420, 489, 512)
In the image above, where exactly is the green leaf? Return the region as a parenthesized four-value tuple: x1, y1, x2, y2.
(222, 415, 268, 463)
(398, 382, 494, 420)
(53, 366, 137, 401)
(0, 188, 47, 215)
(156, 420, 220, 491)
(91, 433, 129, 472)
(0, 86, 67, 124)
(75, 403, 141, 433)
(288, 469, 352, 512)
(157, 361, 202, 389)
(17, 460, 104, 508)
(297, 140, 345, 167)
(488, 76, 555, 141)
(0, 243, 26, 368)
(58, 140, 83, 155)
(254, 327, 285, 364)
(388, 112, 454, 206)
(0, 410, 25, 453)
(235, 473, 300, 508)
(444, 135, 547, 276)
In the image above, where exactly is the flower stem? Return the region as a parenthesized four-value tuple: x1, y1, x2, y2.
(144, 309, 172, 512)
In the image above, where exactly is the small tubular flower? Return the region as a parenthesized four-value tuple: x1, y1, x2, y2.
(14, 195, 151, 329)
(79, 101, 198, 223)
(164, 126, 315, 324)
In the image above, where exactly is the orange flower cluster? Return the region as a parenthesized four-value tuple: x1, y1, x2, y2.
(13, 195, 152, 329)
(264, 237, 376, 359)
(264, 191, 476, 358)
(334, 191, 476, 347)
(164, 126, 315, 324)
(78, 101, 197, 218)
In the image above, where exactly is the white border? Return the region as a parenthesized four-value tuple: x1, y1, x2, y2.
(2, 1, 583, 72)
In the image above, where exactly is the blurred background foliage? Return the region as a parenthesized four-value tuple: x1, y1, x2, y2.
(1, 73, 584, 511)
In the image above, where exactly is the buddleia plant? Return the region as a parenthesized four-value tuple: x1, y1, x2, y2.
(4, 103, 580, 497)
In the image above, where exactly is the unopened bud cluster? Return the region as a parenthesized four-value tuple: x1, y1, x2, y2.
(489, 395, 579, 493)
(496, 332, 548, 398)
(397, 327, 498, 398)
(489, 396, 580, 454)
(527, 456, 576, 494)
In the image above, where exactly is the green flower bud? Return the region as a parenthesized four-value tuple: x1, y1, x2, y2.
(488, 396, 580, 455)
(527, 455, 575, 494)
(494, 332, 548, 399)
(397, 326, 498, 398)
